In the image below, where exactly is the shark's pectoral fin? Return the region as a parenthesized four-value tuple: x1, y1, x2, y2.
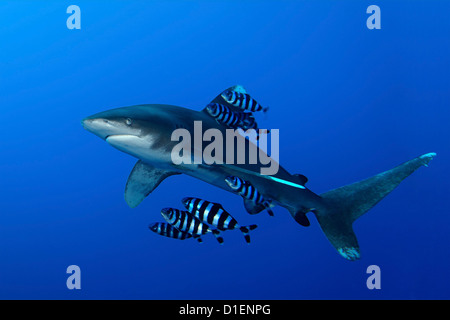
(124, 160, 180, 208)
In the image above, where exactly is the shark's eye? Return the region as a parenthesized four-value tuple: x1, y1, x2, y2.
(125, 118, 132, 126)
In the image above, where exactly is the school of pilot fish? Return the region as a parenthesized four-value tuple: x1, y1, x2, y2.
(149, 90, 267, 244)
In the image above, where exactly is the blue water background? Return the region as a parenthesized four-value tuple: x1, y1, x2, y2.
(0, 1, 449, 299)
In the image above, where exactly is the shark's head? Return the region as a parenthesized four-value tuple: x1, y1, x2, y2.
(82, 105, 176, 162)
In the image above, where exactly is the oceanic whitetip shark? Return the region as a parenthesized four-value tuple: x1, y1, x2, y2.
(82, 86, 436, 260)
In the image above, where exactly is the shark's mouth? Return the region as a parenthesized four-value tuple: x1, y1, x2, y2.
(106, 134, 139, 144)
(104, 134, 115, 140)
(104, 134, 137, 140)
(104, 134, 116, 141)
(106, 134, 150, 152)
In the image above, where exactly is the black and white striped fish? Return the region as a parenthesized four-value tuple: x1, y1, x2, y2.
(205, 103, 268, 140)
(148, 222, 202, 242)
(181, 197, 257, 244)
(221, 90, 268, 113)
(160, 208, 224, 244)
(225, 176, 274, 216)
(205, 103, 254, 129)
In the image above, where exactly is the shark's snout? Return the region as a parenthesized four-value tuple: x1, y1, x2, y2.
(81, 117, 115, 140)
(82, 112, 139, 141)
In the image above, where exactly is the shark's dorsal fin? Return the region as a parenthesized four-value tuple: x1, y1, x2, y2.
(124, 160, 180, 208)
(202, 85, 248, 115)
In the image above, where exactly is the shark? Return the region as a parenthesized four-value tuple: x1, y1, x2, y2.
(82, 85, 436, 260)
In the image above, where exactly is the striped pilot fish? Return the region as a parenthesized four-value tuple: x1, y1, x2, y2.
(205, 103, 268, 140)
(225, 176, 274, 217)
(160, 207, 224, 244)
(181, 197, 258, 244)
(148, 222, 202, 242)
(205, 103, 255, 129)
(221, 90, 268, 113)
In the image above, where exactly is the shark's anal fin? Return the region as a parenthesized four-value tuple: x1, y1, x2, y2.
(288, 208, 311, 227)
(124, 160, 180, 208)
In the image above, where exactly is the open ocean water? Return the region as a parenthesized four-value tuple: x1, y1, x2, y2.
(0, 1, 449, 300)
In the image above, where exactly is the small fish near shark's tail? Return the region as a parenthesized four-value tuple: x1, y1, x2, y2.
(312, 152, 436, 261)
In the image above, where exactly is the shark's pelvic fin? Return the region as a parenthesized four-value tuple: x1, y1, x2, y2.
(243, 199, 266, 215)
(124, 160, 180, 208)
(314, 152, 436, 261)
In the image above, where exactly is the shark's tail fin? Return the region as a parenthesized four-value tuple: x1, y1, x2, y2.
(313, 153, 436, 261)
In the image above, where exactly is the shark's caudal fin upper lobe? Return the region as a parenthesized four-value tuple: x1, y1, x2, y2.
(312, 153, 436, 261)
